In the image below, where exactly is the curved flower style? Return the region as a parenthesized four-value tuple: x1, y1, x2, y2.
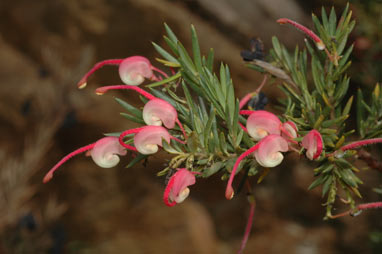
(118, 126, 185, 155)
(163, 168, 196, 207)
(91, 137, 127, 168)
(96, 85, 187, 138)
(43, 137, 127, 183)
(77, 56, 168, 88)
(302, 129, 323, 160)
(245, 110, 281, 141)
(143, 98, 178, 129)
(225, 134, 288, 200)
(254, 134, 289, 167)
(281, 121, 298, 139)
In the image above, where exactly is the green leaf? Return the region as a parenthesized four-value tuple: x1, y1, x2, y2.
(328, 7, 337, 36)
(115, 97, 142, 118)
(202, 161, 224, 178)
(206, 48, 214, 71)
(152, 42, 179, 64)
(204, 107, 215, 149)
(120, 113, 145, 124)
(126, 154, 148, 169)
(190, 24, 202, 72)
(164, 23, 179, 45)
(177, 42, 197, 75)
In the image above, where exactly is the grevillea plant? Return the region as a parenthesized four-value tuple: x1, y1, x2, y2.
(44, 4, 382, 253)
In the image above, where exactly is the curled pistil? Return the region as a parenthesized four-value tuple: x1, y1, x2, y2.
(119, 125, 185, 155)
(302, 129, 323, 160)
(163, 168, 196, 207)
(78, 56, 167, 88)
(43, 137, 127, 183)
(225, 135, 288, 200)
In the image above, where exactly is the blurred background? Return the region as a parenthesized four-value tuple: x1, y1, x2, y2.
(0, 0, 381, 253)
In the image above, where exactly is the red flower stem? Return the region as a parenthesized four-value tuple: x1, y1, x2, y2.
(239, 110, 254, 116)
(239, 122, 248, 132)
(280, 125, 299, 144)
(238, 194, 256, 254)
(43, 143, 96, 183)
(151, 66, 169, 79)
(239, 75, 268, 109)
(329, 202, 382, 219)
(340, 138, 382, 151)
(95, 85, 156, 100)
(225, 143, 261, 200)
(170, 135, 186, 145)
(119, 127, 146, 150)
(175, 118, 188, 139)
(277, 18, 325, 50)
(77, 59, 124, 88)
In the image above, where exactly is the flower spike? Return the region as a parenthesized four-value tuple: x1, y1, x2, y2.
(340, 138, 382, 152)
(245, 110, 282, 141)
(90, 137, 127, 168)
(43, 137, 127, 183)
(95, 85, 156, 100)
(277, 18, 325, 50)
(254, 134, 289, 167)
(163, 168, 196, 207)
(302, 129, 323, 160)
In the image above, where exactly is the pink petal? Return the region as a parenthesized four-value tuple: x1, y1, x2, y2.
(254, 134, 289, 167)
(163, 168, 196, 207)
(143, 99, 177, 129)
(246, 111, 281, 141)
(302, 129, 323, 160)
(281, 121, 298, 139)
(133, 126, 171, 154)
(118, 56, 153, 86)
(91, 137, 127, 168)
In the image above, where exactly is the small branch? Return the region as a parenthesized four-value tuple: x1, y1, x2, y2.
(328, 201, 382, 219)
(357, 149, 382, 173)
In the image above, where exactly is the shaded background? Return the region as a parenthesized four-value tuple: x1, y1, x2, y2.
(0, 0, 381, 253)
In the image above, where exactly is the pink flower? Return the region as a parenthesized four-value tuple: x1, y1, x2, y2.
(254, 134, 289, 167)
(119, 125, 185, 155)
(246, 110, 281, 141)
(43, 137, 126, 183)
(133, 126, 171, 154)
(163, 168, 196, 207)
(91, 137, 127, 168)
(77, 56, 168, 88)
(281, 121, 298, 139)
(96, 85, 187, 138)
(142, 98, 178, 129)
(225, 134, 288, 199)
(302, 129, 323, 160)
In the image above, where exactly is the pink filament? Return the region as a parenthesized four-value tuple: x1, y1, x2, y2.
(239, 110, 254, 116)
(175, 118, 188, 139)
(340, 138, 382, 151)
(43, 143, 96, 183)
(77, 59, 124, 88)
(225, 142, 261, 199)
(95, 85, 156, 100)
(238, 199, 256, 254)
(151, 66, 169, 79)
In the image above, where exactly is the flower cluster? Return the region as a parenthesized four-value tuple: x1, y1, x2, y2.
(44, 56, 194, 206)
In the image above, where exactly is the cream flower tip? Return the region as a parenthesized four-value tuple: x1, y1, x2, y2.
(119, 56, 154, 86)
(78, 82, 87, 89)
(143, 99, 177, 129)
(246, 110, 281, 141)
(91, 137, 127, 168)
(302, 129, 323, 160)
(254, 134, 289, 167)
(165, 168, 196, 206)
(134, 126, 171, 155)
(282, 121, 298, 139)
